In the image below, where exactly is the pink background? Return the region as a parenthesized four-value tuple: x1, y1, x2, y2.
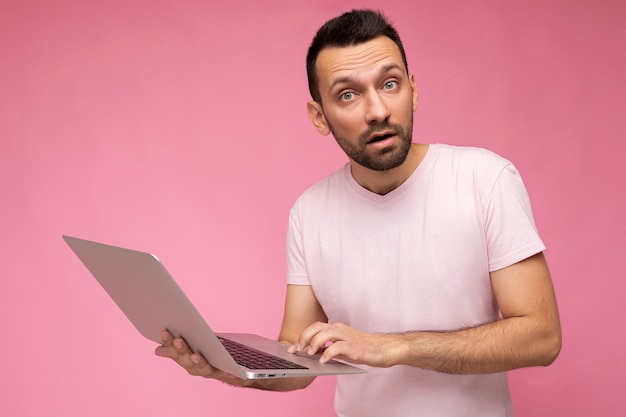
(1, 0, 624, 415)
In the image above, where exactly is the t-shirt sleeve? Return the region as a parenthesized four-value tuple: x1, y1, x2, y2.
(286, 201, 311, 285)
(484, 162, 546, 271)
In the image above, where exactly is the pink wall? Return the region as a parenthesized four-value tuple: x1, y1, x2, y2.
(1, 0, 624, 415)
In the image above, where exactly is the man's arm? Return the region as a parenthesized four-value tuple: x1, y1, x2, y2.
(154, 284, 327, 391)
(290, 252, 562, 374)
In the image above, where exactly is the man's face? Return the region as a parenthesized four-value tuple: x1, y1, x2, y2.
(308, 36, 418, 171)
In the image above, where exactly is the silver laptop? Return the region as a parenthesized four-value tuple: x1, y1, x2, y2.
(63, 235, 365, 379)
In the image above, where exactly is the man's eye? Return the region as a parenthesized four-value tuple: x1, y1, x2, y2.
(340, 91, 355, 101)
(383, 81, 398, 90)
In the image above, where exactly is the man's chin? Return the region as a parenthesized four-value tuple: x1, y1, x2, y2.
(358, 151, 409, 171)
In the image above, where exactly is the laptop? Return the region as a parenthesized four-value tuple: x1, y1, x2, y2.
(63, 235, 365, 379)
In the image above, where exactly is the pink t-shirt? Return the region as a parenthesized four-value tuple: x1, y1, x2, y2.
(286, 144, 545, 417)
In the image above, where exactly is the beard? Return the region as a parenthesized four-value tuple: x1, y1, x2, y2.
(328, 116, 414, 172)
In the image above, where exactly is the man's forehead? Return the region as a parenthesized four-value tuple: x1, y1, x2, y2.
(315, 36, 406, 86)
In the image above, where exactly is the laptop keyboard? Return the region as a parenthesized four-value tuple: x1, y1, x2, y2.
(218, 336, 308, 370)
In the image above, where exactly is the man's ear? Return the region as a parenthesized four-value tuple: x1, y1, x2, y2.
(306, 101, 331, 136)
(410, 74, 419, 112)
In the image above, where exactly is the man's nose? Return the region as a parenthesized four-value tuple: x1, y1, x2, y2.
(365, 91, 391, 124)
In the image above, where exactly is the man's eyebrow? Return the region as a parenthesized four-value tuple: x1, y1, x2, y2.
(328, 75, 354, 92)
(328, 64, 405, 92)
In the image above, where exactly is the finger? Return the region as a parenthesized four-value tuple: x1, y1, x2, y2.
(292, 322, 330, 353)
(306, 330, 333, 355)
(162, 330, 193, 357)
(160, 331, 201, 368)
(160, 330, 179, 353)
(174, 346, 214, 376)
(156, 330, 178, 358)
(155, 345, 170, 358)
(303, 323, 347, 356)
(161, 329, 174, 345)
(173, 337, 190, 353)
(188, 352, 209, 368)
(319, 341, 351, 364)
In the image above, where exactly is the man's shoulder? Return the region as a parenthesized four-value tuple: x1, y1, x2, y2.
(302, 164, 348, 194)
(424, 143, 520, 197)
(290, 164, 349, 210)
(431, 143, 513, 179)
(433, 143, 510, 166)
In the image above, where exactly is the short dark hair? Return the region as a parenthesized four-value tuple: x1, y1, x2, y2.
(306, 9, 409, 103)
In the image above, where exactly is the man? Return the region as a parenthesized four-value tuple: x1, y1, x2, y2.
(156, 9, 561, 416)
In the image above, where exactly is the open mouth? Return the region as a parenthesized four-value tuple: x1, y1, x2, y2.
(367, 133, 395, 144)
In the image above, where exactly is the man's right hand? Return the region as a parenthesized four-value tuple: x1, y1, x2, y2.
(155, 330, 249, 386)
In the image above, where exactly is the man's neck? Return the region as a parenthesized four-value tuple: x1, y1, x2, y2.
(349, 143, 429, 195)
